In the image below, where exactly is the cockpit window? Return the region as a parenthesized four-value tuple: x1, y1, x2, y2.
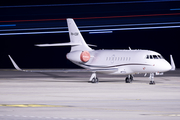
(146, 55, 149, 59)
(158, 55, 164, 59)
(157, 55, 164, 59)
(146, 54, 164, 59)
(153, 55, 158, 59)
(150, 55, 153, 59)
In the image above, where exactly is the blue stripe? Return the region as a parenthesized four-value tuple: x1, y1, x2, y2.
(0, 0, 178, 8)
(0, 24, 16, 27)
(1, 21, 180, 32)
(170, 8, 180, 11)
(89, 31, 113, 34)
(1, 25, 180, 35)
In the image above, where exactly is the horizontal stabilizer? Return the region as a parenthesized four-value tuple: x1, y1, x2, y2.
(87, 44, 97, 47)
(35, 42, 81, 47)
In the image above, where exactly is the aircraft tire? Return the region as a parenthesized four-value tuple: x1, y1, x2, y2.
(149, 81, 155, 85)
(91, 78, 98, 83)
(125, 77, 131, 83)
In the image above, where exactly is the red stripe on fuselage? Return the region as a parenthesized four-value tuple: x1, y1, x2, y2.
(0, 13, 180, 23)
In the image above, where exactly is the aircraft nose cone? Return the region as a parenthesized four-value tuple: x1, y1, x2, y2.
(164, 62, 172, 71)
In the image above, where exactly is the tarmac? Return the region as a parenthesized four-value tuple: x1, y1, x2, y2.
(0, 69, 180, 120)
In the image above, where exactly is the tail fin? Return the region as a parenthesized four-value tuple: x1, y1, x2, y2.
(36, 18, 92, 52)
(67, 18, 92, 52)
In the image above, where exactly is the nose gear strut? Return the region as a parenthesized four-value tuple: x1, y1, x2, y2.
(149, 73, 155, 85)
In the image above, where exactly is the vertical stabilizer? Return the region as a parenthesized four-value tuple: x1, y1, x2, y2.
(67, 18, 92, 52)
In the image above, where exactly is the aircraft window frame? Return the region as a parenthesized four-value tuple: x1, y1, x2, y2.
(153, 55, 158, 59)
(158, 55, 164, 59)
(157, 55, 161, 59)
(146, 54, 164, 59)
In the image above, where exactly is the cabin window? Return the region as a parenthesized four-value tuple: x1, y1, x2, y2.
(126, 57, 128, 61)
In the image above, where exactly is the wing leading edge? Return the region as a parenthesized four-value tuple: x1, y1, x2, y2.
(8, 55, 118, 73)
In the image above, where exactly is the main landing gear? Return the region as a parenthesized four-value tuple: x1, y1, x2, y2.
(89, 73, 155, 85)
(149, 73, 155, 85)
(89, 72, 99, 83)
(125, 75, 133, 83)
(125, 73, 155, 85)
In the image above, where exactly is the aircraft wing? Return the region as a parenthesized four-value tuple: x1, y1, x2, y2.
(8, 55, 118, 73)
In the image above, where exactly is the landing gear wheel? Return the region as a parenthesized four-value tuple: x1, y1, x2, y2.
(91, 77, 98, 83)
(92, 78, 95, 83)
(125, 77, 132, 83)
(149, 81, 155, 85)
(89, 73, 99, 83)
(130, 75, 133, 81)
(96, 78, 99, 83)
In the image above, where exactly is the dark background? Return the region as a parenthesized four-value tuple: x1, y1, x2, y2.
(0, 0, 180, 69)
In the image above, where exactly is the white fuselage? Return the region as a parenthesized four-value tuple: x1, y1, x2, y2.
(67, 49, 172, 75)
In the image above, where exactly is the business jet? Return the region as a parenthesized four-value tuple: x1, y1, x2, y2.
(8, 18, 176, 85)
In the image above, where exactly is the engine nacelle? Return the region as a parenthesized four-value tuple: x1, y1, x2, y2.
(66, 51, 90, 63)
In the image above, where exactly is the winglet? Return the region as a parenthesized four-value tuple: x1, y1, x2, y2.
(8, 55, 22, 71)
(170, 55, 176, 70)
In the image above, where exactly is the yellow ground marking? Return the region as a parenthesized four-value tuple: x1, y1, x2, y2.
(150, 114, 180, 117)
(0, 104, 179, 114)
(0, 104, 68, 107)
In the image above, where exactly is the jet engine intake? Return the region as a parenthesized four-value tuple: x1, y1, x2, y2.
(66, 51, 90, 63)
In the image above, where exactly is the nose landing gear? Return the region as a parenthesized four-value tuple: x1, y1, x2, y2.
(149, 73, 155, 85)
(89, 72, 99, 83)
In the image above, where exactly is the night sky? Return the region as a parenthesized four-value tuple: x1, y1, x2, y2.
(0, 0, 180, 69)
